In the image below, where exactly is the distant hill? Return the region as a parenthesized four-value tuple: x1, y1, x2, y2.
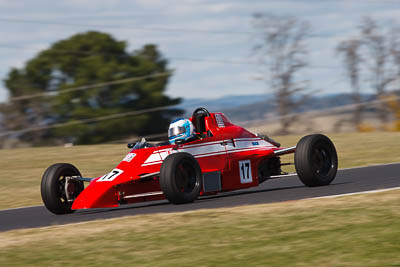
(176, 94, 272, 117)
(178, 93, 375, 123)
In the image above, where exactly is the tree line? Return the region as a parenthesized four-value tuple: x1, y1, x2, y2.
(1, 15, 400, 147)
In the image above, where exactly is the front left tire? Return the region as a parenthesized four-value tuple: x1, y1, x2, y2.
(41, 163, 84, 214)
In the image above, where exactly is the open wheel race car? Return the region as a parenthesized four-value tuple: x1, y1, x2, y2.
(41, 107, 338, 214)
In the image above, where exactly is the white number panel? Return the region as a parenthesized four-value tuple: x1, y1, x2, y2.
(97, 169, 123, 182)
(122, 153, 136, 162)
(239, 160, 252, 184)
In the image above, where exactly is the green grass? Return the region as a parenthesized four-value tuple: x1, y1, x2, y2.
(0, 189, 399, 266)
(0, 132, 399, 210)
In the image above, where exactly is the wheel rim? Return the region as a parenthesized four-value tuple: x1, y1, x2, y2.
(57, 175, 70, 205)
(312, 141, 333, 177)
(175, 160, 198, 193)
(57, 173, 83, 206)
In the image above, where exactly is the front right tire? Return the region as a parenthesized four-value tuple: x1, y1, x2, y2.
(160, 152, 203, 204)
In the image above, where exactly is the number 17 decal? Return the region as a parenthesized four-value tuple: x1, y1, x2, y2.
(97, 169, 123, 182)
(239, 160, 252, 184)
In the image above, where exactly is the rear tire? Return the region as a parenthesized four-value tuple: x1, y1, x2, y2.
(160, 152, 203, 204)
(41, 163, 84, 214)
(294, 134, 338, 187)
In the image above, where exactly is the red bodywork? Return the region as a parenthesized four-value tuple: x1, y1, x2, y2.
(72, 112, 284, 210)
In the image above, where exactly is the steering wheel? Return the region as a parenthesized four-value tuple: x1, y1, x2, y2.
(192, 107, 210, 118)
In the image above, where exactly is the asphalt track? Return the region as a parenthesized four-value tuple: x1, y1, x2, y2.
(1, 163, 399, 232)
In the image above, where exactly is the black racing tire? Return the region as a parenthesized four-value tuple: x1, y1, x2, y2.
(41, 163, 84, 214)
(160, 152, 203, 204)
(294, 134, 338, 187)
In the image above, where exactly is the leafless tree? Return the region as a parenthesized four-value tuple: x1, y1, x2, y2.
(390, 26, 400, 91)
(252, 13, 310, 134)
(360, 17, 395, 125)
(336, 38, 363, 127)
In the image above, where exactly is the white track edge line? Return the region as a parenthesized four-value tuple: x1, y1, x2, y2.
(309, 187, 400, 199)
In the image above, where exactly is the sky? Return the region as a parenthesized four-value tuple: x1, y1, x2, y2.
(0, 0, 400, 103)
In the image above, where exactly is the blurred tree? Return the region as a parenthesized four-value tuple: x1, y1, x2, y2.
(336, 38, 364, 128)
(2, 67, 51, 145)
(252, 13, 310, 134)
(360, 17, 395, 125)
(390, 28, 400, 130)
(390, 26, 400, 90)
(2, 31, 181, 145)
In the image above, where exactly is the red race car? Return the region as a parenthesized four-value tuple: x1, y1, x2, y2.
(41, 107, 338, 214)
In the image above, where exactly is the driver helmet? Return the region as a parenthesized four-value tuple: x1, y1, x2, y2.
(168, 118, 195, 144)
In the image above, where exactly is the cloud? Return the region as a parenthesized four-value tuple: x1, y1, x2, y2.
(206, 3, 235, 13)
(169, 60, 264, 99)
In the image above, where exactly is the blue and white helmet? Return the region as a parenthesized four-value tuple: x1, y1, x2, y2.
(168, 118, 195, 144)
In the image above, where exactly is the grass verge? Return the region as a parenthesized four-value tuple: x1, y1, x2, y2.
(0, 189, 399, 266)
(0, 132, 399, 210)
